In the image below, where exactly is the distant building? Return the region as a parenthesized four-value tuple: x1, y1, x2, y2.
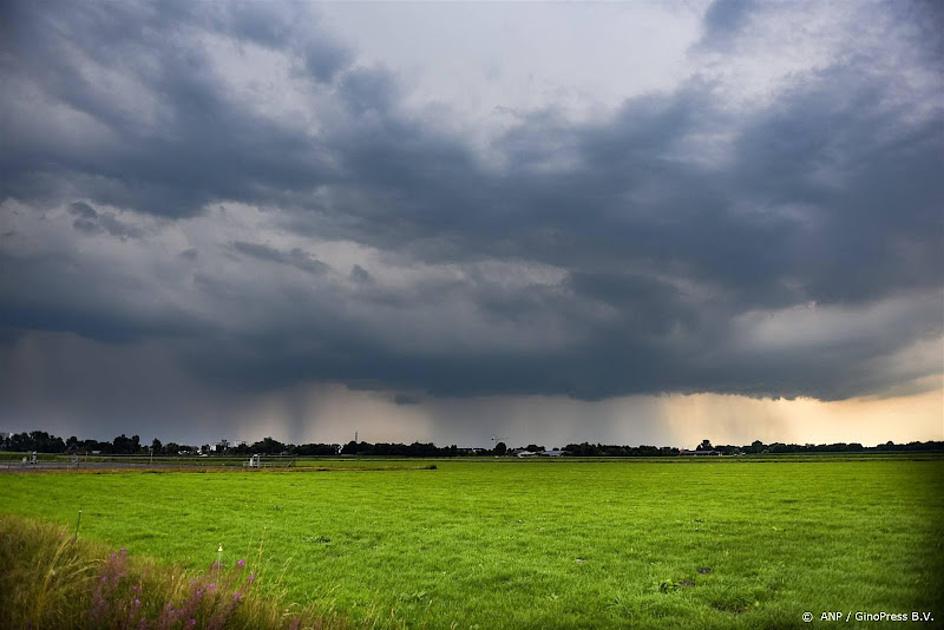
(540, 449, 564, 457)
(679, 449, 721, 456)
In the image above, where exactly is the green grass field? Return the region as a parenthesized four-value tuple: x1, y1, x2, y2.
(1, 457, 942, 628)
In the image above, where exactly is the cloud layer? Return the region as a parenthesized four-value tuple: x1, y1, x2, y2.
(1, 1, 941, 439)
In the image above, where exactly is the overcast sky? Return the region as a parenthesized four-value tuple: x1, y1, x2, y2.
(1, 1, 941, 447)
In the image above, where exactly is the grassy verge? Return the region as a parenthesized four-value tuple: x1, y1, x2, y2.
(2, 459, 942, 627)
(0, 514, 347, 629)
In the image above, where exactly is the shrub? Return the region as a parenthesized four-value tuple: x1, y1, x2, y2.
(0, 515, 345, 629)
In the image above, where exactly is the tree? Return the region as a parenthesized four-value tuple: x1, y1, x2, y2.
(151, 438, 163, 453)
(696, 439, 714, 452)
(251, 436, 286, 455)
(296, 442, 340, 456)
(113, 434, 137, 454)
(494, 441, 507, 456)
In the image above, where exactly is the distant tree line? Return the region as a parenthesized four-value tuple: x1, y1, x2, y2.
(0, 431, 461, 457)
(1, 430, 941, 456)
(563, 443, 681, 456)
(561, 439, 944, 456)
(339, 441, 460, 456)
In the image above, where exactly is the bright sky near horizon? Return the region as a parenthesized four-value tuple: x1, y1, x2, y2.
(1, 1, 941, 446)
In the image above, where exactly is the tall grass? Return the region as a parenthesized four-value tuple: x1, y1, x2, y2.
(0, 515, 347, 629)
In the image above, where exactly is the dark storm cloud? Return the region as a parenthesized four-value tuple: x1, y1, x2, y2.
(231, 241, 330, 275)
(68, 202, 97, 220)
(206, 1, 352, 81)
(0, 0, 340, 217)
(0, 0, 941, 408)
(350, 265, 371, 284)
(69, 201, 144, 240)
(0, 248, 214, 344)
(233, 241, 330, 273)
(697, 0, 753, 49)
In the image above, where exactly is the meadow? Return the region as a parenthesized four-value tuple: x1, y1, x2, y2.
(1, 456, 942, 628)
